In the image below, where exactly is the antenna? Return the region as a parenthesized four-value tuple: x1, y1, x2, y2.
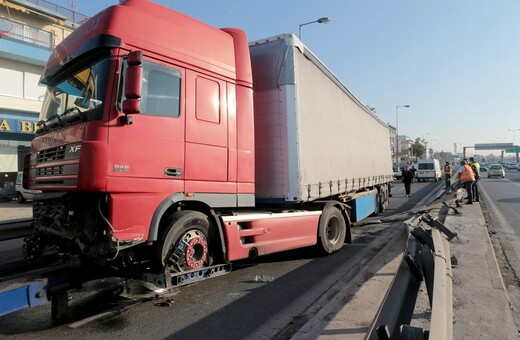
(68, 0, 78, 11)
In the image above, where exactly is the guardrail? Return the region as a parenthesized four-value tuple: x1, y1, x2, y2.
(367, 188, 457, 339)
(0, 219, 32, 241)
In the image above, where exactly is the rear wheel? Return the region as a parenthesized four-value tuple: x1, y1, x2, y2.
(157, 211, 213, 273)
(374, 187, 387, 215)
(380, 185, 389, 211)
(317, 206, 346, 254)
(374, 191, 381, 216)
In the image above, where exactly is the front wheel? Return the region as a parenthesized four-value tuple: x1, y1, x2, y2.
(317, 206, 346, 254)
(156, 211, 214, 273)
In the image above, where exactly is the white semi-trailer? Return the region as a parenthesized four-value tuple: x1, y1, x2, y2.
(251, 34, 393, 215)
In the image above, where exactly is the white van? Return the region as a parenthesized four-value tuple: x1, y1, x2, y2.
(416, 159, 442, 182)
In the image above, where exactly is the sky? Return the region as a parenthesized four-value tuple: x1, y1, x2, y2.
(54, 0, 520, 155)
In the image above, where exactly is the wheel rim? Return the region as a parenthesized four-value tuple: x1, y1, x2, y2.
(326, 216, 342, 244)
(168, 229, 208, 272)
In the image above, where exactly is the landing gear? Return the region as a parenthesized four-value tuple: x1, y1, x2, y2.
(157, 211, 213, 273)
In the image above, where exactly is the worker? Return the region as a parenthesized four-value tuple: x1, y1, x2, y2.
(469, 157, 480, 202)
(458, 160, 475, 204)
(444, 161, 452, 189)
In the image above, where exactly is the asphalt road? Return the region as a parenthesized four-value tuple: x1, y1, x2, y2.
(0, 179, 441, 339)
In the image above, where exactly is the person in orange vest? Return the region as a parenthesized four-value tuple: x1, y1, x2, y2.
(457, 160, 475, 204)
(444, 161, 453, 189)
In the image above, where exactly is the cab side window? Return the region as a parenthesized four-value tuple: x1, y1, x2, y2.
(120, 59, 181, 118)
(142, 63, 181, 117)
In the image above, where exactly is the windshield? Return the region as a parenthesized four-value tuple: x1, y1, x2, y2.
(38, 55, 111, 133)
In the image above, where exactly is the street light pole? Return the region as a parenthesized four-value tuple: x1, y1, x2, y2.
(507, 128, 520, 144)
(395, 105, 410, 167)
(298, 17, 331, 40)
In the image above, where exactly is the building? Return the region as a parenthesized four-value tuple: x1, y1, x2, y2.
(0, 0, 87, 187)
(397, 135, 413, 167)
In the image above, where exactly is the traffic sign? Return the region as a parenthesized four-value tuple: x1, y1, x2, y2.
(505, 146, 520, 153)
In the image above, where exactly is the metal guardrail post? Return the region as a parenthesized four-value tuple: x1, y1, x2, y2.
(366, 233, 424, 340)
(429, 229, 453, 340)
(443, 238, 454, 339)
(366, 209, 455, 340)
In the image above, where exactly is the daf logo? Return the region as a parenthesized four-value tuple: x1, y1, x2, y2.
(114, 165, 129, 173)
(70, 145, 81, 153)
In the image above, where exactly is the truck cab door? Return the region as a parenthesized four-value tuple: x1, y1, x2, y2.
(109, 59, 185, 195)
(184, 70, 235, 193)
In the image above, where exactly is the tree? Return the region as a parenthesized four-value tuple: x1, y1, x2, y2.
(412, 137, 427, 159)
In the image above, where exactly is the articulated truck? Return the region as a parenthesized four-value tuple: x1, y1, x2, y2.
(23, 0, 393, 285)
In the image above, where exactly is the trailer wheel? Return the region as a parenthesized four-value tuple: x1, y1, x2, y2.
(377, 186, 388, 213)
(317, 206, 346, 254)
(157, 211, 213, 273)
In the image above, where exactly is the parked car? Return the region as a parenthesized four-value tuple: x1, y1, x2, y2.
(487, 164, 505, 178)
(15, 171, 41, 203)
(0, 181, 15, 201)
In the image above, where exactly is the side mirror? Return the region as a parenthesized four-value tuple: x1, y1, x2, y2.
(121, 51, 143, 124)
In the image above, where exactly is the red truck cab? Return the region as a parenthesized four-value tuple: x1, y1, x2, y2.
(25, 0, 256, 269)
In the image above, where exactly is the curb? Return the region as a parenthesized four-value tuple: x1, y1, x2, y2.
(445, 202, 518, 339)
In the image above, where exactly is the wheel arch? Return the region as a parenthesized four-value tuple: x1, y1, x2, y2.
(148, 193, 227, 263)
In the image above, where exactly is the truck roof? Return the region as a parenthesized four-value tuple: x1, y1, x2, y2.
(43, 0, 249, 85)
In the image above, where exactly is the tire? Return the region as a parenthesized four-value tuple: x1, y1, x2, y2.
(16, 192, 25, 204)
(375, 187, 388, 215)
(374, 191, 381, 216)
(317, 206, 346, 254)
(156, 211, 214, 273)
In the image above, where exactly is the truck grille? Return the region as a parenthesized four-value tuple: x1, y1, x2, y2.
(36, 146, 66, 163)
(37, 166, 64, 176)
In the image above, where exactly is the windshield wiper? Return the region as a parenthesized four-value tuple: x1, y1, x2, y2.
(60, 106, 86, 122)
(46, 113, 64, 127)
